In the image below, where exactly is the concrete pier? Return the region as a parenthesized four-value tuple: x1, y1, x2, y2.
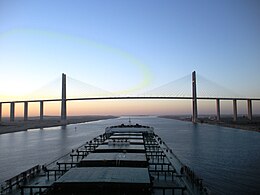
(24, 102, 28, 121)
(10, 102, 15, 122)
(61, 73, 67, 120)
(216, 99, 220, 121)
(0, 103, 2, 122)
(192, 71, 198, 123)
(247, 99, 252, 121)
(40, 101, 44, 120)
(233, 99, 237, 122)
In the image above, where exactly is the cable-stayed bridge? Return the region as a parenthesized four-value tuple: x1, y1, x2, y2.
(0, 71, 259, 123)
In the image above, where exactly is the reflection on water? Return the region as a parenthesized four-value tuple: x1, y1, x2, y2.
(0, 117, 259, 194)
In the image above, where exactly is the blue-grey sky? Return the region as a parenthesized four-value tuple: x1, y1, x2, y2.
(0, 0, 260, 98)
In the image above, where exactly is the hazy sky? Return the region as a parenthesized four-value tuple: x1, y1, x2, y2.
(0, 0, 260, 115)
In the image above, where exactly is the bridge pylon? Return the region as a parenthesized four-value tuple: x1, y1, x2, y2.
(192, 71, 198, 123)
(61, 73, 67, 121)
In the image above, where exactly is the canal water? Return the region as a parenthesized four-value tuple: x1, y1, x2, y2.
(0, 116, 259, 194)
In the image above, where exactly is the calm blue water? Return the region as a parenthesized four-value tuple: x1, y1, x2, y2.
(0, 117, 259, 194)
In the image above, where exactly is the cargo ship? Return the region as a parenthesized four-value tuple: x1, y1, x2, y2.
(1, 122, 210, 195)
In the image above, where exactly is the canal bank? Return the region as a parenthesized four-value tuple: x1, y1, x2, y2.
(0, 115, 117, 135)
(161, 115, 260, 132)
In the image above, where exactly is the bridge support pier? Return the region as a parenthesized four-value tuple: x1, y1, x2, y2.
(10, 102, 15, 122)
(216, 99, 220, 121)
(233, 99, 237, 122)
(24, 102, 28, 121)
(192, 71, 198, 123)
(61, 73, 67, 121)
(40, 101, 44, 120)
(247, 99, 252, 121)
(0, 103, 2, 122)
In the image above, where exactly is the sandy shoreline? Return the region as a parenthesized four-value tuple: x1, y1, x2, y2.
(160, 115, 260, 132)
(2, 115, 259, 134)
(0, 116, 117, 135)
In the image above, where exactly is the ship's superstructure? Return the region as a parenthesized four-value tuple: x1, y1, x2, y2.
(1, 123, 209, 195)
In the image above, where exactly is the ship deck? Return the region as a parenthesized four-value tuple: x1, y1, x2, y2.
(1, 125, 209, 195)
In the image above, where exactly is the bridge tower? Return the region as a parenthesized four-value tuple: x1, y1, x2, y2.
(192, 71, 198, 123)
(61, 73, 67, 120)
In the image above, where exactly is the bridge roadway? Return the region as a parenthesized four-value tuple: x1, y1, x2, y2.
(0, 96, 259, 122)
(1, 96, 260, 104)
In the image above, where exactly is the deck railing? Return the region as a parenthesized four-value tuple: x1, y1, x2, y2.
(0, 165, 41, 194)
